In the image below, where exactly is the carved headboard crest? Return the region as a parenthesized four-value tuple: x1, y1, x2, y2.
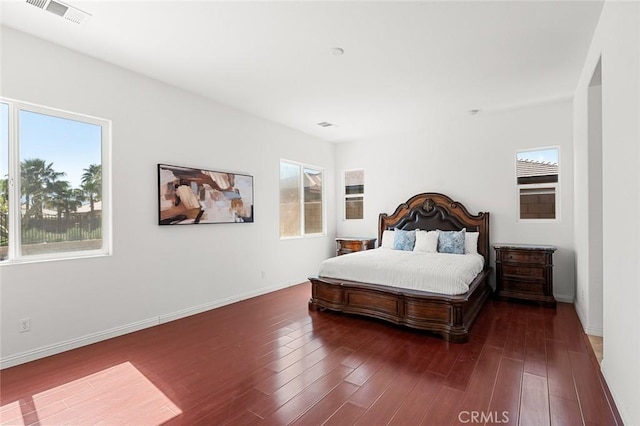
(422, 198, 435, 212)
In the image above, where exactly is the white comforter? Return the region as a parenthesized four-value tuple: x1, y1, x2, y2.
(318, 248, 485, 296)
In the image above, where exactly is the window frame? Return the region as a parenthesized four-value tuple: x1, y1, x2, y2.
(515, 146, 560, 223)
(279, 159, 326, 239)
(343, 169, 365, 221)
(1, 97, 111, 264)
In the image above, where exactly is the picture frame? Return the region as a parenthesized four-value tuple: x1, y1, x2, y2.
(158, 163, 254, 225)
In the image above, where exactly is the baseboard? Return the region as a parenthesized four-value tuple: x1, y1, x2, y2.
(601, 360, 632, 426)
(158, 281, 292, 324)
(0, 317, 158, 370)
(585, 326, 603, 337)
(555, 294, 574, 303)
(1, 281, 294, 370)
(571, 300, 603, 336)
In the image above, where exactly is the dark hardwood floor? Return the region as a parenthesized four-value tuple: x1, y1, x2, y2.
(0, 283, 622, 425)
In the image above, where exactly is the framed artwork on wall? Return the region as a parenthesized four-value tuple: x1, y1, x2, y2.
(158, 163, 254, 225)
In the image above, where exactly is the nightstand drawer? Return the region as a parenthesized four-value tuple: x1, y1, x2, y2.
(502, 264, 545, 280)
(501, 279, 543, 295)
(501, 250, 546, 265)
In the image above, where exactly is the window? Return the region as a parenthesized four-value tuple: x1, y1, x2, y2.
(344, 169, 364, 220)
(279, 160, 324, 238)
(0, 98, 110, 263)
(516, 148, 559, 220)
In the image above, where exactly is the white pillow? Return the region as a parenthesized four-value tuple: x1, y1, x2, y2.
(465, 231, 479, 254)
(414, 230, 439, 253)
(381, 230, 395, 249)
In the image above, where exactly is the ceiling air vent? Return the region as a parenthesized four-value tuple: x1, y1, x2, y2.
(26, 0, 91, 24)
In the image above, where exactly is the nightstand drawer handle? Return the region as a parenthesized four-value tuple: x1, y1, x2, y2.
(506, 254, 542, 262)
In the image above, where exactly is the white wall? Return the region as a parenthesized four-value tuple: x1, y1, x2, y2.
(0, 27, 336, 368)
(335, 100, 575, 301)
(573, 2, 640, 424)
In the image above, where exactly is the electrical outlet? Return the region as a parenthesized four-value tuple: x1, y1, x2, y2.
(19, 318, 31, 333)
(261, 270, 266, 279)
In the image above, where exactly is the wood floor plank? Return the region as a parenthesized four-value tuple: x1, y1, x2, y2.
(342, 333, 407, 387)
(347, 362, 399, 409)
(550, 395, 583, 426)
(442, 336, 483, 391)
(290, 381, 359, 425)
(569, 350, 617, 426)
(353, 355, 430, 424)
(425, 342, 461, 377)
(503, 314, 528, 361)
(484, 304, 513, 348)
(324, 401, 366, 425)
(255, 346, 353, 395)
(261, 364, 354, 425)
(546, 339, 578, 401)
(523, 316, 547, 377)
(0, 284, 621, 426)
(387, 371, 443, 425)
(420, 386, 465, 425)
(265, 338, 328, 373)
(456, 345, 503, 414)
(519, 372, 550, 426)
(487, 356, 524, 426)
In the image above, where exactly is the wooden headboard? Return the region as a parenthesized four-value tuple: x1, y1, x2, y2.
(378, 192, 490, 269)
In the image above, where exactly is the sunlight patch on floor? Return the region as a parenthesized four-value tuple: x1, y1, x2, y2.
(588, 335, 603, 364)
(0, 362, 181, 425)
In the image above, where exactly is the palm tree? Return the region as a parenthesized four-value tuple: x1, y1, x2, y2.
(81, 164, 101, 213)
(20, 158, 65, 223)
(46, 180, 84, 219)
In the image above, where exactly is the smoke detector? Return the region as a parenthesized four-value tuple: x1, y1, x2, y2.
(26, 0, 91, 24)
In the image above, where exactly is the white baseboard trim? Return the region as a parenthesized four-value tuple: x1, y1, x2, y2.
(601, 362, 631, 425)
(1, 281, 296, 370)
(555, 294, 574, 303)
(570, 301, 603, 336)
(0, 317, 159, 370)
(158, 282, 291, 324)
(585, 326, 603, 337)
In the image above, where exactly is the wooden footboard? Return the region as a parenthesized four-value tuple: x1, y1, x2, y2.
(309, 268, 492, 343)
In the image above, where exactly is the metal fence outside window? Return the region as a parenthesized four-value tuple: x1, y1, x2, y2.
(0, 212, 102, 246)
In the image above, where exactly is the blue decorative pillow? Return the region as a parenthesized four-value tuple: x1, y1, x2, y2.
(393, 229, 416, 251)
(438, 229, 466, 254)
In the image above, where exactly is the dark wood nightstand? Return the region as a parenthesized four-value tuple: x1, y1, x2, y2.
(494, 243, 557, 308)
(335, 237, 376, 256)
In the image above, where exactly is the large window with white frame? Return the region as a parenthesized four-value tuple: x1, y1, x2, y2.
(516, 147, 559, 221)
(0, 98, 110, 263)
(279, 160, 325, 238)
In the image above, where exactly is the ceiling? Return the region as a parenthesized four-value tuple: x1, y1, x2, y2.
(0, 1, 604, 142)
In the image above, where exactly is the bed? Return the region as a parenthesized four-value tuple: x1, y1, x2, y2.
(308, 192, 492, 343)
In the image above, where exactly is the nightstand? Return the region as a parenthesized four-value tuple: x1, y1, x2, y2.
(335, 237, 376, 256)
(494, 243, 557, 308)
